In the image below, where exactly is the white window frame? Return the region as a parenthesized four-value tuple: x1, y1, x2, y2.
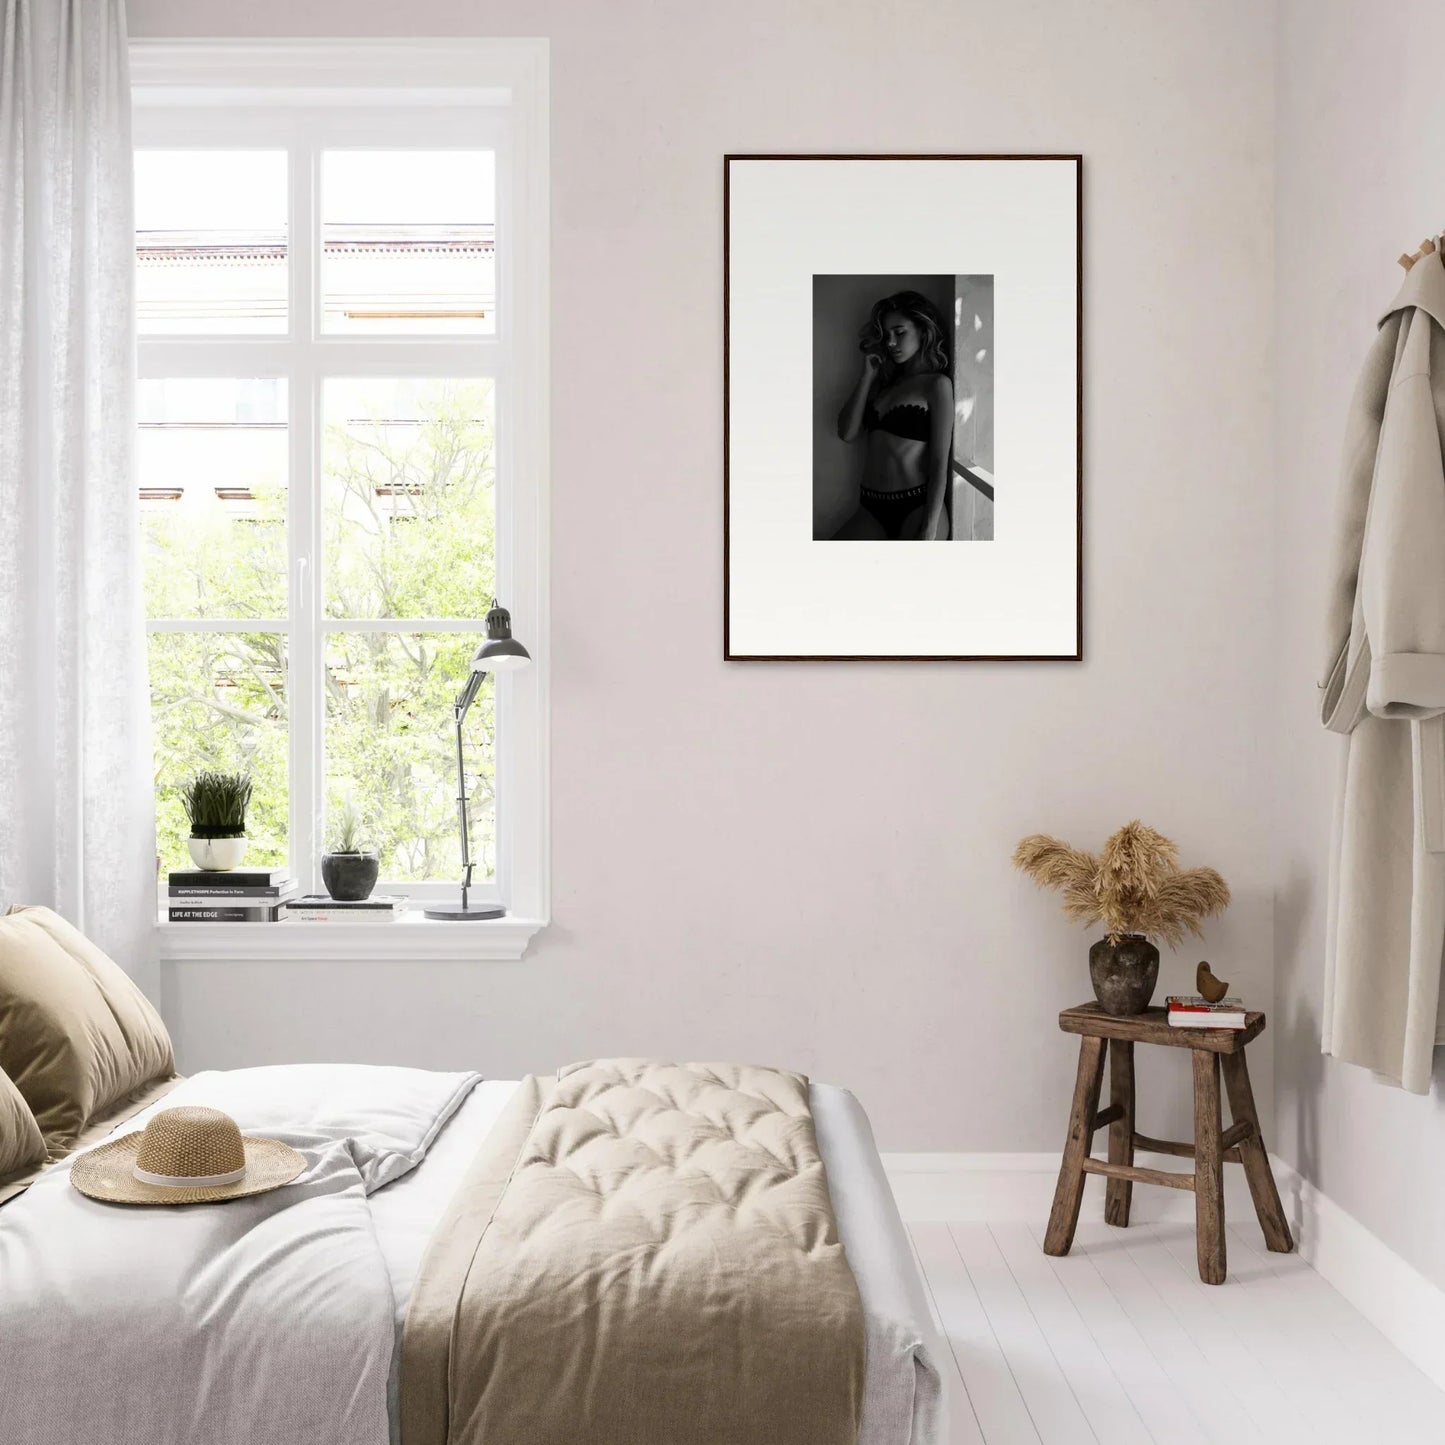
(134, 41, 549, 961)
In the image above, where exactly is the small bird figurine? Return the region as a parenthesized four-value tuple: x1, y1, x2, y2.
(1196, 961, 1229, 1003)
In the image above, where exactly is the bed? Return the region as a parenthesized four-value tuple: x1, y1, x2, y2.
(0, 904, 943, 1445)
(0, 1062, 945, 1445)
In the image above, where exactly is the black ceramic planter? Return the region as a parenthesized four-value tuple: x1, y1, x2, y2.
(1088, 934, 1160, 1015)
(321, 852, 380, 902)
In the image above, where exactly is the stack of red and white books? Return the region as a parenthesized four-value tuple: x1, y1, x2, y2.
(1166, 995, 1248, 1029)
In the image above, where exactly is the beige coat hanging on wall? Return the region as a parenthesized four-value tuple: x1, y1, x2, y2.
(1321, 247, 1445, 1093)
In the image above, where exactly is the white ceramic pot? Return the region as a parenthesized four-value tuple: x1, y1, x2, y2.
(187, 836, 249, 871)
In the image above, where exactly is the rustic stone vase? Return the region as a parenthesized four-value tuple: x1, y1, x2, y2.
(1088, 934, 1160, 1016)
(320, 851, 379, 902)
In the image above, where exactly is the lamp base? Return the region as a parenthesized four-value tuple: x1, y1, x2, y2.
(423, 902, 506, 921)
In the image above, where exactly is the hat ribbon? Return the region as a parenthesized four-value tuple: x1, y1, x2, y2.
(133, 1164, 247, 1188)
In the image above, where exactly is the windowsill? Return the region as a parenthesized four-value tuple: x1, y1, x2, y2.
(155, 912, 546, 962)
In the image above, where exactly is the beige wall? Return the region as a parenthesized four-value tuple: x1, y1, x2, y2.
(1274, 0, 1445, 1291)
(132, 0, 1276, 1152)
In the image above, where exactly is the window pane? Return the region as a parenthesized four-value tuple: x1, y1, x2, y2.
(323, 378, 495, 619)
(324, 632, 492, 882)
(149, 632, 289, 873)
(136, 151, 287, 334)
(321, 151, 495, 334)
(139, 379, 288, 620)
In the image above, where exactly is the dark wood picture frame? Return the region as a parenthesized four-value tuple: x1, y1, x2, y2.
(723, 153, 1083, 662)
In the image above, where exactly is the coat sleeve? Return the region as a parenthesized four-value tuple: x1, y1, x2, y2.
(1361, 318, 1445, 720)
(1320, 322, 1397, 732)
(1323, 328, 1394, 678)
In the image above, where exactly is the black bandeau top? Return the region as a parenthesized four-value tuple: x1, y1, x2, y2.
(864, 400, 930, 442)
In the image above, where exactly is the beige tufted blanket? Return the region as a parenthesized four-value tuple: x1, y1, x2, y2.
(400, 1059, 866, 1445)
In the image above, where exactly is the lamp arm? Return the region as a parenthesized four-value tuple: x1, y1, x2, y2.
(455, 668, 485, 718)
(452, 669, 488, 911)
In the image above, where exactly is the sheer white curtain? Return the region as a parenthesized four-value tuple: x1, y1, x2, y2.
(0, 0, 156, 995)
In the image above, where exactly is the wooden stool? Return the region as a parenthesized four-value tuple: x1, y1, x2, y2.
(1043, 1002, 1293, 1284)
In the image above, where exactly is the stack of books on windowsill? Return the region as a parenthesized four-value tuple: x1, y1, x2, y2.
(1166, 995, 1249, 1029)
(166, 867, 297, 922)
(284, 895, 406, 924)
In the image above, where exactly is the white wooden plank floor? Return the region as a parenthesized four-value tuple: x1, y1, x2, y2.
(907, 1216, 1445, 1445)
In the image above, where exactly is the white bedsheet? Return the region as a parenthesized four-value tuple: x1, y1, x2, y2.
(0, 1065, 479, 1445)
(369, 1081, 946, 1445)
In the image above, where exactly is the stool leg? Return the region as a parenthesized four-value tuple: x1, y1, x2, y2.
(1221, 1051, 1294, 1253)
(1105, 1039, 1135, 1228)
(1192, 1048, 1227, 1285)
(1044, 1035, 1106, 1257)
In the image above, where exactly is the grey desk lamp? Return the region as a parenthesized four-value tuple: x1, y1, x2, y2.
(424, 600, 530, 921)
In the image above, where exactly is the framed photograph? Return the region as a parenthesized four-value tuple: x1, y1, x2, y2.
(724, 154, 1082, 660)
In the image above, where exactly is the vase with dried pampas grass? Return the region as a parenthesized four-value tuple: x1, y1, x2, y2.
(1012, 821, 1231, 1015)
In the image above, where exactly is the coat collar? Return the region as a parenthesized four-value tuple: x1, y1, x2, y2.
(1381, 247, 1445, 332)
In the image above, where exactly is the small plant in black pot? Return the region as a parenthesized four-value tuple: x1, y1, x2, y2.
(182, 771, 253, 871)
(321, 800, 380, 902)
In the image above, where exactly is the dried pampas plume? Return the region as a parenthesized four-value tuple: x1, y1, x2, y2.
(1012, 820, 1230, 947)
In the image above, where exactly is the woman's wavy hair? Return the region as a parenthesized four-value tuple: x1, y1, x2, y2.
(858, 290, 951, 380)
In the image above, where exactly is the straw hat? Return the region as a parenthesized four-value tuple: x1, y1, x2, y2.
(70, 1105, 306, 1205)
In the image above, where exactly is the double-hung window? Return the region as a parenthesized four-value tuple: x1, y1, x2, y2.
(132, 42, 549, 957)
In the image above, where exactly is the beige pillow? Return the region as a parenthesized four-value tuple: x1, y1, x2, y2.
(0, 906, 174, 1151)
(0, 1063, 45, 1185)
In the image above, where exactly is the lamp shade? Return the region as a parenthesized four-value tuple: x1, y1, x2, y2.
(471, 601, 531, 674)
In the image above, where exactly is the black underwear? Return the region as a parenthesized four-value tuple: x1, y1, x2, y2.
(860, 484, 926, 539)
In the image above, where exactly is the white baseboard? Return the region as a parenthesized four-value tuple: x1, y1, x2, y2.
(883, 1151, 1445, 1395)
(1269, 1156, 1445, 1395)
(881, 1150, 1256, 1224)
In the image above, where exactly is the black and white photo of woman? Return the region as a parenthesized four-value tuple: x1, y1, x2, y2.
(829, 290, 953, 541)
